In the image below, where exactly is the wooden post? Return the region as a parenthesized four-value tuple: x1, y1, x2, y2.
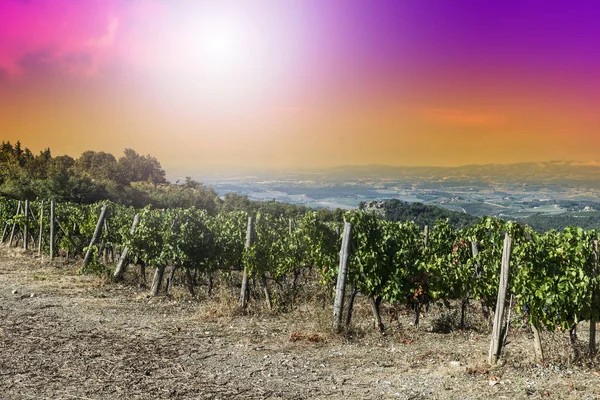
(151, 265, 166, 296)
(488, 232, 512, 365)
(23, 200, 29, 250)
(37, 201, 43, 256)
(531, 323, 545, 361)
(332, 222, 352, 333)
(1, 222, 8, 243)
(261, 273, 272, 310)
(49, 200, 55, 260)
(0, 205, 5, 243)
(471, 241, 481, 277)
(415, 225, 430, 329)
(113, 214, 140, 281)
(591, 240, 598, 356)
(28, 203, 37, 223)
(239, 216, 254, 308)
(82, 203, 108, 268)
(8, 201, 22, 247)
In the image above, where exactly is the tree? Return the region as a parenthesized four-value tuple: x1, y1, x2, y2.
(117, 148, 167, 185)
(221, 193, 254, 214)
(74, 151, 118, 181)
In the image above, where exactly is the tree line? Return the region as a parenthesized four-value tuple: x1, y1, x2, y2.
(0, 141, 319, 218)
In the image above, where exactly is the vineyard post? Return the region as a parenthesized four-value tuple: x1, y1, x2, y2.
(531, 323, 544, 361)
(488, 232, 512, 365)
(261, 274, 272, 310)
(239, 216, 254, 308)
(332, 222, 352, 333)
(591, 240, 599, 356)
(471, 241, 481, 277)
(82, 203, 108, 268)
(28, 202, 37, 235)
(1, 201, 11, 243)
(113, 213, 140, 282)
(8, 201, 22, 247)
(102, 219, 109, 264)
(415, 225, 430, 329)
(151, 265, 166, 296)
(37, 201, 43, 257)
(49, 200, 55, 260)
(23, 200, 29, 250)
(1, 222, 8, 243)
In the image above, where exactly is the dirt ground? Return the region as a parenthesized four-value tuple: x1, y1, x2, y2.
(2, 246, 600, 399)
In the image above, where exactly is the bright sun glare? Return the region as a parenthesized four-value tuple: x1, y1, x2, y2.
(159, 14, 265, 108)
(202, 24, 241, 64)
(145, 4, 299, 116)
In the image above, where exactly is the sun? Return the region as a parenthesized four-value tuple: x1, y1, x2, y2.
(141, 4, 299, 115)
(201, 22, 242, 66)
(163, 13, 265, 98)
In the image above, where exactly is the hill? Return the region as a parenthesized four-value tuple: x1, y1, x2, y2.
(360, 199, 479, 229)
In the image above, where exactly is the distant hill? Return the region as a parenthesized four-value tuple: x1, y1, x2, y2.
(360, 199, 479, 229)
(521, 213, 600, 232)
(314, 161, 600, 185)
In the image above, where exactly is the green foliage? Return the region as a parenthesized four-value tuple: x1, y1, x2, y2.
(344, 211, 424, 305)
(209, 211, 247, 270)
(3, 194, 600, 331)
(0, 141, 199, 208)
(512, 226, 598, 331)
(125, 207, 171, 267)
(364, 199, 479, 229)
(424, 220, 471, 303)
(524, 213, 600, 232)
(463, 217, 508, 309)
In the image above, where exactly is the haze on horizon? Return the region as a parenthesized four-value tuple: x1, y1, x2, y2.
(1, 0, 600, 176)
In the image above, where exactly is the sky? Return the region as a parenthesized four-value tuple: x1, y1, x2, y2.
(1, 0, 600, 176)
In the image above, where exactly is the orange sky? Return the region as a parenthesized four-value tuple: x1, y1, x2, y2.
(1, 1, 600, 176)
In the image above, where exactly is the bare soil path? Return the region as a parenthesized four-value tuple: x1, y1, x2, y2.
(1, 246, 600, 399)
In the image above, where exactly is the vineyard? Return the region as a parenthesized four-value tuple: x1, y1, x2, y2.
(2, 195, 600, 369)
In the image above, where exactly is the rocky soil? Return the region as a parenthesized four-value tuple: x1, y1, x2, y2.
(1, 246, 600, 399)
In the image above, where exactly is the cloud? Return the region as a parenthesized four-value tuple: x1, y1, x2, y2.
(0, 67, 7, 82)
(16, 48, 96, 78)
(62, 51, 94, 75)
(87, 15, 119, 48)
(423, 107, 505, 127)
(17, 49, 58, 74)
